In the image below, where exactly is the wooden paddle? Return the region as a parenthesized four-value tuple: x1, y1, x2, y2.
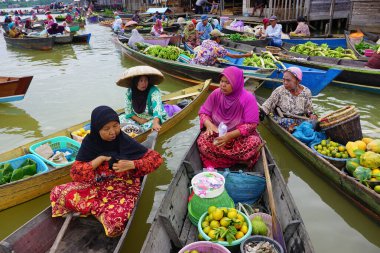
(261, 146, 287, 252)
(49, 212, 79, 253)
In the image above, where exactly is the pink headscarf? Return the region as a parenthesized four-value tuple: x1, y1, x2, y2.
(199, 66, 259, 130)
(153, 19, 162, 34)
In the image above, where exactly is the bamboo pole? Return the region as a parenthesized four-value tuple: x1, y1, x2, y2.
(328, 0, 336, 36)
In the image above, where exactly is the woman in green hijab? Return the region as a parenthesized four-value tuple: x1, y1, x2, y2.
(183, 20, 200, 48)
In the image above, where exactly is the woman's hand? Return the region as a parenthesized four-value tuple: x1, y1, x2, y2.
(213, 134, 231, 147)
(100, 156, 112, 162)
(205, 124, 218, 136)
(112, 160, 135, 173)
(138, 117, 149, 124)
(152, 121, 161, 131)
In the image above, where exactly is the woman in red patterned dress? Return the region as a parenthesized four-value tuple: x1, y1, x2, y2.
(50, 106, 162, 237)
(197, 66, 262, 169)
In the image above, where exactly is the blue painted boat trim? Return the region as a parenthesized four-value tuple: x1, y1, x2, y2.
(332, 81, 380, 94)
(0, 95, 25, 103)
(283, 38, 346, 49)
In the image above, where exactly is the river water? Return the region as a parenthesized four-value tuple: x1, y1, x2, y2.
(0, 24, 379, 252)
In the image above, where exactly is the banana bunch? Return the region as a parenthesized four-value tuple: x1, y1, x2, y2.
(290, 42, 358, 60)
(144, 45, 193, 61)
(243, 51, 286, 69)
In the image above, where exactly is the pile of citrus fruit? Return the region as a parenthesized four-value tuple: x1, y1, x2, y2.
(198, 206, 250, 244)
(72, 128, 90, 139)
(313, 139, 349, 159)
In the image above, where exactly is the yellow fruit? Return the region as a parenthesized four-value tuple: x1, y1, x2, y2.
(204, 216, 209, 222)
(201, 221, 209, 228)
(355, 140, 367, 151)
(367, 140, 380, 153)
(369, 178, 377, 182)
(208, 230, 217, 239)
(198, 233, 204, 240)
(227, 210, 237, 219)
(374, 185, 380, 193)
(212, 209, 224, 221)
(220, 217, 231, 227)
(86, 130, 91, 134)
(203, 226, 211, 234)
(235, 231, 244, 239)
(80, 128, 86, 133)
(208, 214, 213, 221)
(346, 141, 359, 158)
(218, 237, 225, 241)
(237, 214, 245, 223)
(208, 206, 217, 214)
(372, 168, 380, 177)
(220, 207, 228, 215)
(209, 220, 220, 229)
(362, 138, 374, 145)
(240, 225, 248, 234)
(234, 220, 242, 229)
(338, 146, 346, 152)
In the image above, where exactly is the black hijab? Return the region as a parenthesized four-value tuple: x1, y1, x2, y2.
(75, 106, 148, 162)
(131, 76, 153, 114)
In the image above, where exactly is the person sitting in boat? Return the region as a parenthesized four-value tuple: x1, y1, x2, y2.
(197, 66, 262, 169)
(262, 16, 282, 47)
(151, 19, 165, 37)
(191, 29, 253, 66)
(261, 67, 318, 130)
(366, 47, 380, 69)
(65, 13, 73, 24)
(32, 13, 38, 22)
(152, 11, 164, 22)
(196, 15, 213, 41)
(112, 16, 123, 33)
(50, 106, 162, 237)
(7, 22, 24, 38)
(117, 66, 171, 132)
(132, 10, 141, 23)
(290, 16, 310, 37)
(255, 18, 269, 39)
(183, 20, 200, 48)
(47, 23, 66, 35)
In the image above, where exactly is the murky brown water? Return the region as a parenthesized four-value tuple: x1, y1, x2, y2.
(0, 24, 379, 252)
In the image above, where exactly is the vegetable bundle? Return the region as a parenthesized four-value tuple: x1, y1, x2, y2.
(143, 45, 193, 61)
(243, 51, 286, 69)
(228, 33, 257, 42)
(355, 42, 380, 55)
(289, 41, 358, 60)
(0, 158, 38, 185)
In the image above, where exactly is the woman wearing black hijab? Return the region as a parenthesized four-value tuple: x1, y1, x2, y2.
(50, 106, 163, 237)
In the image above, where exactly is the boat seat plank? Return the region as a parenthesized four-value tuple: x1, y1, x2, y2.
(158, 166, 191, 248)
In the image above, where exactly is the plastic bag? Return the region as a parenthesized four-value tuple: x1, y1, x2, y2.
(292, 121, 326, 146)
(218, 122, 227, 137)
(128, 29, 145, 49)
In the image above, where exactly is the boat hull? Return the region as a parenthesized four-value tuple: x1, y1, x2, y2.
(118, 38, 273, 83)
(258, 103, 380, 220)
(3, 35, 54, 50)
(0, 82, 209, 211)
(141, 132, 315, 253)
(52, 34, 73, 44)
(72, 33, 91, 43)
(0, 76, 33, 103)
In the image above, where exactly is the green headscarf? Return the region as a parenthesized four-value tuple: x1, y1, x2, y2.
(183, 21, 196, 40)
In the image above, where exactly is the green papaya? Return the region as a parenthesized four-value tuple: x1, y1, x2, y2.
(353, 166, 371, 182)
(346, 158, 360, 175)
(360, 151, 380, 168)
(22, 164, 37, 176)
(10, 168, 24, 182)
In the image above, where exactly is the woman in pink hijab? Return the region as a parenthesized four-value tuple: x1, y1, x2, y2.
(197, 66, 262, 169)
(151, 19, 163, 36)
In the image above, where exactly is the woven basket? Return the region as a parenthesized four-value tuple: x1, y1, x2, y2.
(319, 106, 357, 128)
(265, 46, 281, 54)
(322, 114, 363, 145)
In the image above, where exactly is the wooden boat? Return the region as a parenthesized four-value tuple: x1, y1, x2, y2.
(0, 76, 33, 103)
(221, 40, 380, 94)
(0, 131, 158, 253)
(141, 131, 315, 253)
(51, 34, 73, 44)
(0, 81, 210, 211)
(3, 34, 54, 51)
(119, 33, 181, 46)
(117, 37, 274, 84)
(222, 26, 346, 49)
(72, 33, 91, 43)
(344, 31, 378, 59)
(256, 97, 380, 221)
(184, 42, 342, 96)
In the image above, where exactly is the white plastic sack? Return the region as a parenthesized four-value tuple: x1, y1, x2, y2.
(128, 29, 145, 49)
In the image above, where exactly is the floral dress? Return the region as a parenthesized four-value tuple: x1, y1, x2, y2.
(197, 114, 262, 169)
(191, 40, 228, 66)
(50, 150, 162, 237)
(261, 85, 314, 129)
(119, 86, 167, 131)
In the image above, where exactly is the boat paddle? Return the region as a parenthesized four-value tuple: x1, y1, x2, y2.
(261, 146, 287, 252)
(49, 212, 80, 253)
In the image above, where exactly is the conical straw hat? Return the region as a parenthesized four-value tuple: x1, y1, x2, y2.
(116, 65, 164, 88)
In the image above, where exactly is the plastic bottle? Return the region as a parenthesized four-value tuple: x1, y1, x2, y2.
(218, 122, 227, 137)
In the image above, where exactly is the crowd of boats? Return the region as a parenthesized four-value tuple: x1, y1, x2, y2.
(1, 8, 380, 253)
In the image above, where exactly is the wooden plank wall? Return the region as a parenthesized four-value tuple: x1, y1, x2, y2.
(308, 0, 350, 20)
(349, 0, 380, 34)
